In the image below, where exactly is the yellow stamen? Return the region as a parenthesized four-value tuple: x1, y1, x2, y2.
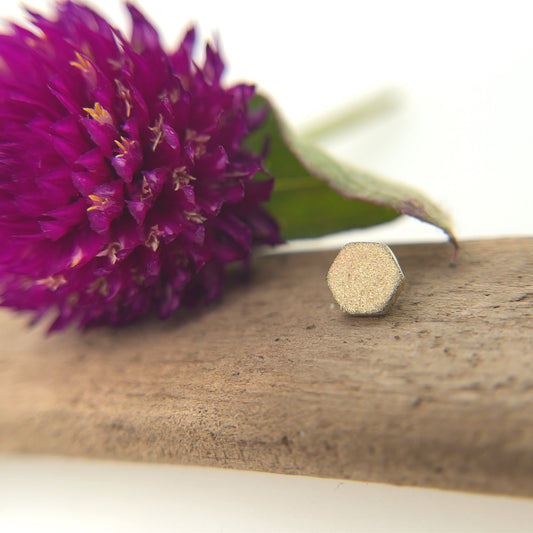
(114, 139, 126, 157)
(87, 194, 106, 212)
(70, 247, 83, 268)
(113, 137, 135, 158)
(83, 102, 113, 126)
(70, 51, 92, 74)
(185, 129, 210, 143)
(184, 211, 207, 224)
(114, 79, 132, 118)
(172, 167, 196, 191)
(141, 176, 152, 200)
(148, 114, 164, 151)
(36, 275, 67, 291)
(145, 227, 160, 252)
(185, 129, 210, 158)
(96, 242, 121, 265)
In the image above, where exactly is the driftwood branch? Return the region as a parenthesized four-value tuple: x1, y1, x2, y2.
(1, 238, 532, 497)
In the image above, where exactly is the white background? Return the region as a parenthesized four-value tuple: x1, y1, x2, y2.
(1, 0, 533, 531)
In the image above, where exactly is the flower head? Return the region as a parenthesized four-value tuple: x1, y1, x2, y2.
(0, 1, 281, 330)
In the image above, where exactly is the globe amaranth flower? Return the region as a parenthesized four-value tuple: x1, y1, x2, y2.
(0, 1, 281, 330)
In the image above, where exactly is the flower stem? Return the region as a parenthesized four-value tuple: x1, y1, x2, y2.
(300, 88, 400, 142)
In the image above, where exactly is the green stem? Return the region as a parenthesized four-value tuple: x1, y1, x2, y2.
(300, 88, 400, 142)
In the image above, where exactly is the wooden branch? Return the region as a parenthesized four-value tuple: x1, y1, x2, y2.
(1, 238, 532, 497)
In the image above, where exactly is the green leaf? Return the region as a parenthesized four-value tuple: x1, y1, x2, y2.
(246, 93, 457, 247)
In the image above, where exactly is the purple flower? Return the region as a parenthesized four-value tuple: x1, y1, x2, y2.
(0, 1, 281, 330)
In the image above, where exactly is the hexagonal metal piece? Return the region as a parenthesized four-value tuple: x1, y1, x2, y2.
(327, 242, 405, 316)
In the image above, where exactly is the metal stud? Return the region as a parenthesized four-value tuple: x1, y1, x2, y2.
(327, 242, 405, 316)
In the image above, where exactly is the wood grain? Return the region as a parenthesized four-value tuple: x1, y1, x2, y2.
(1, 238, 532, 497)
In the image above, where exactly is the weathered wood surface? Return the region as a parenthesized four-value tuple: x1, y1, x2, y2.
(0, 238, 532, 497)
